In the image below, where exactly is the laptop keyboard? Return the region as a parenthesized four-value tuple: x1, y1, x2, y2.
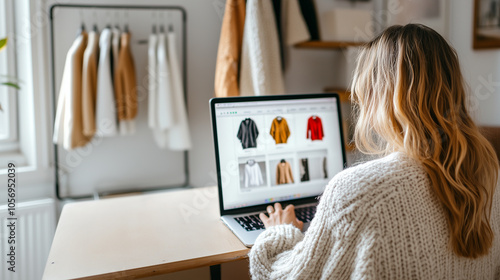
(295, 206, 317, 223)
(235, 214, 265, 231)
(234, 205, 317, 231)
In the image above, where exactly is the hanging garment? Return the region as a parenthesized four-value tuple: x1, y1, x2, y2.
(279, 0, 311, 69)
(282, 0, 310, 46)
(271, 0, 284, 69)
(114, 32, 137, 135)
(148, 32, 169, 148)
(239, 0, 285, 96)
(244, 161, 264, 187)
(53, 31, 90, 150)
(300, 158, 310, 182)
(298, 0, 320, 40)
(276, 160, 294, 185)
(95, 28, 118, 137)
(214, 0, 246, 97)
(148, 33, 158, 130)
(111, 27, 120, 79)
(270, 117, 290, 144)
(237, 118, 259, 149)
(272, 0, 282, 36)
(82, 30, 99, 138)
(323, 157, 328, 178)
(156, 31, 175, 134)
(166, 30, 192, 150)
(148, 31, 170, 148)
(307, 115, 324, 140)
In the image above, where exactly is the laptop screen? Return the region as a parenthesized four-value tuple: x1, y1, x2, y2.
(212, 95, 345, 211)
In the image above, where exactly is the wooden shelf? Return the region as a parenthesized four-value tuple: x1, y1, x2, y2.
(294, 40, 365, 49)
(324, 87, 351, 102)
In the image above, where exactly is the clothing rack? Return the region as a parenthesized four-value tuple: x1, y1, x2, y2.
(49, 4, 189, 200)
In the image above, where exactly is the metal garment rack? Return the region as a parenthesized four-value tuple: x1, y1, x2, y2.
(49, 4, 190, 200)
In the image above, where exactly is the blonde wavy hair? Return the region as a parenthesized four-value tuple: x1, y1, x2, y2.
(351, 24, 498, 258)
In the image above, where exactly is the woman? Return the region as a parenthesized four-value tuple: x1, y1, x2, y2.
(249, 24, 500, 279)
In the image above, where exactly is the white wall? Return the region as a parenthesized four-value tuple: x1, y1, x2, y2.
(449, 0, 500, 126)
(42, 0, 343, 192)
(32, 0, 500, 194)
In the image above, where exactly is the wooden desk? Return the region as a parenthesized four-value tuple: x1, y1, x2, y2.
(42, 186, 250, 279)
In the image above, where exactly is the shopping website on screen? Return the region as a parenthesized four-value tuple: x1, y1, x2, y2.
(215, 98, 344, 210)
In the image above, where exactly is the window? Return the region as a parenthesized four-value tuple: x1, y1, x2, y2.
(0, 0, 52, 190)
(0, 0, 19, 153)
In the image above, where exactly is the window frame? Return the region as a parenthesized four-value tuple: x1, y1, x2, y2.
(0, 0, 19, 151)
(0, 0, 54, 203)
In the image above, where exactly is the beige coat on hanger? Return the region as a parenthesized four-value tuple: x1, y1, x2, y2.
(114, 32, 138, 134)
(276, 161, 294, 185)
(82, 30, 99, 138)
(214, 0, 246, 97)
(53, 31, 91, 150)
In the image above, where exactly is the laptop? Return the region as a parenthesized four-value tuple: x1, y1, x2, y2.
(209, 93, 347, 247)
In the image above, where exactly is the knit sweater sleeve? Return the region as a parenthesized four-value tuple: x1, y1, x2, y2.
(249, 174, 381, 279)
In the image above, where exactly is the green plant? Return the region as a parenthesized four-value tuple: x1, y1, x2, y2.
(0, 37, 20, 111)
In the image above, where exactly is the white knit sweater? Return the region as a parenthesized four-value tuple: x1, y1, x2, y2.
(249, 152, 500, 279)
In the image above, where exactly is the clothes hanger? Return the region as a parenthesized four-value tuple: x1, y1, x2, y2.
(77, 23, 86, 37)
(104, 10, 111, 29)
(159, 11, 165, 34)
(123, 10, 129, 33)
(77, 10, 85, 36)
(91, 8, 98, 32)
(113, 10, 120, 30)
(167, 11, 173, 32)
(152, 11, 157, 34)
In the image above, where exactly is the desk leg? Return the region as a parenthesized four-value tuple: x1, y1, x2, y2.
(210, 264, 221, 280)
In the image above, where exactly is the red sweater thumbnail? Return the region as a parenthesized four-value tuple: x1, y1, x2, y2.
(307, 116, 324, 140)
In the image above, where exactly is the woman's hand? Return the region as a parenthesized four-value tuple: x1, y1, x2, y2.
(259, 203, 304, 231)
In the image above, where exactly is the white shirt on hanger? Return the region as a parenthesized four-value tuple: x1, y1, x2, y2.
(166, 30, 191, 151)
(239, 0, 285, 96)
(147, 29, 191, 150)
(96, 28, 118, 137)
(148, 32, 167, 148)
(148, 33, 158, 130)
(156, 31, 176, 132)
(245, 161, 264, 187)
